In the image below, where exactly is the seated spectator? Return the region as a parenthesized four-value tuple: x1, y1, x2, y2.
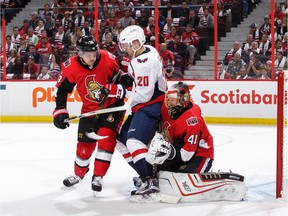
(70, 27, 83, 46)
(164, 66, 183, 80)
(249, 23, 260, 43)
(217, 62, 231, 79)
(51, 0, 60, 9)
(216, 2, 227, 37)
(6, 48, 18, 73)
(106, 9, 119, 28)
(259, 16, 271, 39)
(53, 25, 70, 48)
(19, 19, 30, 37)
(52, 6, 63, 21)
(11, 27, 21, 49)
(74, 10, 85, 28)
(159, 43, 175, 69)
(145, 25, 165, 47)
(35, 36, 53, 64)
(43, 11, 56, 37)
(283, 33, 288, 56)
(163, 17, 174, 36)
(187, 9, 200, 29)
(164, 26, 178, 44)
(99, 26, 113, 43)
(23, 55, 40, 80)
(180, 24, 199, 68)
(48, 53, 61, 79)
(115, 1, 126, 19)
(177, 0, 190, 27)
(162, 1, 177, 19)
(124, 0, 134, 13)
(136, 9, 150, 29)
(8, 56, 24, 79)
(111, 21, 123, 41)
(277, 18, 287, 41)
(259, 33, 272, 57)
(255, 64, 271, 80)
(83, 1, 95, 26)
(64, 20, 75, 36)
(269, 3, 286, 25)
(5, 35, 17, 55)
(223, 41, 244, 65)
(37, 64, 52, 80)
(249, 41, 263, 58)
(17, 36, 28, 57)
(235, 67, 250, 80)
(99, 32, 118, 56)
(199, 7, 214, 45)
(34, 20, 45, 38)
(119, 8, 133, 29)
(246, 54, 261, 78)
(167, 34, 188, 73)
(144, 17, 155, 36)
(62, 10, 72, 31)
(100, 4, 110, 20)
(29, 11, 39, 30)
(82, 20, 92, 36)
(227, 53, 247, 78)
(275, 50, 288, 77)
(39, 3, 52, 20)
(265, 60, 273, 79)
(23, 44, 41, 64)
(26, 27, 39, 46)
(242, 34, 254, 57)
(275, 39, 285, 57)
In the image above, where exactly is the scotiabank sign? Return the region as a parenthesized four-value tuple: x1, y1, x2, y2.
(0, 81, 277, 119)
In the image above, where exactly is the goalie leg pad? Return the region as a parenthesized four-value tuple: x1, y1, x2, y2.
(158, 171, 247, 202)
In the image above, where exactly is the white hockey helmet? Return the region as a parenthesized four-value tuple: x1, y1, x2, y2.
(118, 25, 146, 53)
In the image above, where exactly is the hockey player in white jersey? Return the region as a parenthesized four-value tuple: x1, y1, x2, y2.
(116, 25, 167, 197)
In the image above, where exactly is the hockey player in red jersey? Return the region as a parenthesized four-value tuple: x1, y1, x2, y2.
(146, 81, 214, 173)
(52, 35, 127, 193)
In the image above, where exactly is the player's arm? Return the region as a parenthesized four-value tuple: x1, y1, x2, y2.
(53, 74, 75, 129)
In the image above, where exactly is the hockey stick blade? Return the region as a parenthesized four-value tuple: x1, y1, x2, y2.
(85, 131, 108, 140)
(64, 83, 136, 123)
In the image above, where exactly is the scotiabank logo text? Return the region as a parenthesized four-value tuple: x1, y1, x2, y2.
(201, 89, 277, 104)
(32, 87, 81, 108)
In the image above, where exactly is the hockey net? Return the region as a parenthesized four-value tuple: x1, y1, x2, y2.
(277, 70, 288, 198)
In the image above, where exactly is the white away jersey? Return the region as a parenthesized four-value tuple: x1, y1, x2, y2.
(128, 45, 167, 108)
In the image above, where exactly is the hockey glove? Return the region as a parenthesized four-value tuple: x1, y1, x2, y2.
(53, 108, 70, 129)
(104, 84, 125, 99)
(146, 132, 176, 165)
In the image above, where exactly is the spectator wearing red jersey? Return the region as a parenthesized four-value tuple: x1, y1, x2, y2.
(159, 43, 175, 68)
(23, 55, 40, 79)
(19, 19, 30, 37)
(164, 26, 178, 44)
(99, 32, 118, 56)
(270, 3, 286, 25)
(115, 2, 125, 19)
(36, 36, 53, 64)
(180, 24, 198, 68)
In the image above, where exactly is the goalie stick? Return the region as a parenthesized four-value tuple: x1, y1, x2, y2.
(64, 82, 136, 123)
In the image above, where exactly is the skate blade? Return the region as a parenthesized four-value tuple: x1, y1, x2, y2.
(93, 191, 99, 198)
(130, 193, 161, 203)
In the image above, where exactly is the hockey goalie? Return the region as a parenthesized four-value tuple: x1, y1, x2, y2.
(145, 81, 247, 202)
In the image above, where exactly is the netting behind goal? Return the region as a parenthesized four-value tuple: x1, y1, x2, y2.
(276, 71, 288, 198)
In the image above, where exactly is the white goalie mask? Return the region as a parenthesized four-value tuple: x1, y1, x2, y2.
(118, 25, 146, 58)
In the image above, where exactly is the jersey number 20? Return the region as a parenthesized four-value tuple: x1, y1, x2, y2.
(137, 76, 149, 86)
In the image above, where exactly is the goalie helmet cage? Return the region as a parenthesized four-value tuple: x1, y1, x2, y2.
(277, 70, 288, 198)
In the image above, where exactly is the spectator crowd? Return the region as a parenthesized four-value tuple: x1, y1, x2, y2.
(0, 0, 287, 80)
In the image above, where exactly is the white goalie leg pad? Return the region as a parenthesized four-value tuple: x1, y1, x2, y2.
(158, 171, 247, 202)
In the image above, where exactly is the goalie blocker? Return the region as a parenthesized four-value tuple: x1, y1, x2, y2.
(158, 171, 247, 202)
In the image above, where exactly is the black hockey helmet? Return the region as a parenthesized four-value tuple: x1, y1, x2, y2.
(165, 81, 191, 119)
(76, 35, 98, 52)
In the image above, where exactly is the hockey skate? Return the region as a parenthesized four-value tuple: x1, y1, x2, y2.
(133, 176, 145, 189)
(130, 177, 160, 202)
(63, 175, 83, 187)
(91, 175, 103, 192)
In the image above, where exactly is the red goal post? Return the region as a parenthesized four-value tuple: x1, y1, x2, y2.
(277, 70, 288, 198)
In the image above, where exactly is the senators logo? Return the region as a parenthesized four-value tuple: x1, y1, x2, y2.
(85, 75, 103, 103)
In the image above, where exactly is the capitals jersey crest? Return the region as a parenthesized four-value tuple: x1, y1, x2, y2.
(85, 75, 103, 103)
(137, 57, 148, 63)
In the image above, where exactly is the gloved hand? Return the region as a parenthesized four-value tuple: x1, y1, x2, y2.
(103, 84, 125, 99)
(53, 108, 70, 129)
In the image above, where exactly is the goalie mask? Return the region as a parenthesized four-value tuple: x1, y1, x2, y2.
(165, 81, 191, 119)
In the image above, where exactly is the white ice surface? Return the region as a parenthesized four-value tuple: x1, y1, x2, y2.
(0, 123, 288, 216)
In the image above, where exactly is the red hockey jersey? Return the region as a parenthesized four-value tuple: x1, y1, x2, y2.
(55, 50, 119, 113)
(161, 102, 214, 161)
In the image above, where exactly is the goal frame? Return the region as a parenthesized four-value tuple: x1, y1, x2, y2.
(276, 71, 287, 198)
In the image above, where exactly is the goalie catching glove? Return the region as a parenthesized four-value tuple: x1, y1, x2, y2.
(102, 84, 125, 99)
(53, 108, 70, 129)
(145, 132, 176, 165)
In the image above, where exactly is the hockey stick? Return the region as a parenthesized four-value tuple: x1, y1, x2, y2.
(64, 82, 135, 123)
